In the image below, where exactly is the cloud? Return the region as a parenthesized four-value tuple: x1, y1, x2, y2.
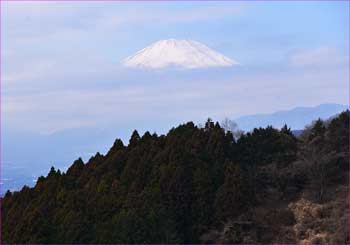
(3, 85, 203, 133)
(3, 2, 76, 17)
(2, 2, 246, 88)
(94, 4, 245, 26)
(2, 2, 348, 137)
(3, 2, 245, 41)
(4, 62, 348, 135)
(289, 47, 348, 67)
(3, 60, 58, 83)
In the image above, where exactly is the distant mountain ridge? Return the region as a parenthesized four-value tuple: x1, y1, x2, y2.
(2, 103, 347, 193)
(235, 103, 348, 131)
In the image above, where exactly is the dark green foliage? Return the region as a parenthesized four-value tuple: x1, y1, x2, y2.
(299, 111, 349, 202)
(236, 125, 297, 166)
(215, 164, 251, 222)
(2, 112, 348, 244)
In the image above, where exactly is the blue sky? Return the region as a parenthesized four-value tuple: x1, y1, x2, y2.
(1, 1, 349, 192)
(2, 1, 349, 135)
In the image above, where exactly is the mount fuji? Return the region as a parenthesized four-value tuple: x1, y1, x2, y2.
(121, 39, 238, 69)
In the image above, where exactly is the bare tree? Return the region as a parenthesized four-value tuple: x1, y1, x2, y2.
(299, 136, 339, 202)
(221, 118, 244, 140)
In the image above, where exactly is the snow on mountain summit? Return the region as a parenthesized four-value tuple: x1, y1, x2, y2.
(122, 39, 238, 69)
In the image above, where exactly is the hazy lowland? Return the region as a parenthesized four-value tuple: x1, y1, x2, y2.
(2, 111, 349, 244)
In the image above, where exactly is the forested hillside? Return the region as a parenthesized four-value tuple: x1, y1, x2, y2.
(2, 111, 349, 244)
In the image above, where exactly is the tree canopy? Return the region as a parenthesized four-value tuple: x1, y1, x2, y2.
(2, 111, 349, 244)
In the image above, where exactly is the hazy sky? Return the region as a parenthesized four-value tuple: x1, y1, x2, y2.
(2, 1, 349, 135)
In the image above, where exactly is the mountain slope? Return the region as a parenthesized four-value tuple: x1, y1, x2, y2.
(235, 103, 348, 131)
(2, 112, 349, 244)
(122, 39, 238, 69)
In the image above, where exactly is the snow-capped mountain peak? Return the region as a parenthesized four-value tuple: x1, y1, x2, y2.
(121, 39, 238, 69)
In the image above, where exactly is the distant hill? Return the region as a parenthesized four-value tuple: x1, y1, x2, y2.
(291, 129, 303, 137)
(2, 103, 347, 194)
(2, 112, 349, 244)
(235, 103, 348, 131)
